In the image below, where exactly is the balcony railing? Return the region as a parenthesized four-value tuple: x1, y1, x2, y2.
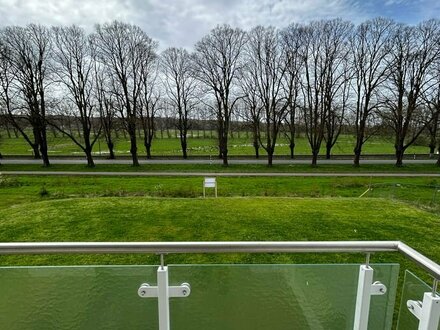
(0, 241, 438, 330)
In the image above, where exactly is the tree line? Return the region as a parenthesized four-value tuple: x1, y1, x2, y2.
(0, 18, 439, 167)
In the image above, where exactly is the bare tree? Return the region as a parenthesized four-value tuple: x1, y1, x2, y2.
(50, 25, 99, 167)
(2, 24, 52, 166)
(300, 20, 352, 165)
(239, 70, 262, 158)
(324, 57, 351, 159)
(93, 58, 117, 159)
(0, 40, 18, 156)
(422, 55, 440, 160)
(193, 25, 247, 166)
(350, 18, 394, 166)
(382, 20, 440, 166)
(161, 47, 198, 159)
(245, 26, 290, 166)
(92, 21, 157, 166)
(281, 24, 304, 159)
(139, 61, 160, 159)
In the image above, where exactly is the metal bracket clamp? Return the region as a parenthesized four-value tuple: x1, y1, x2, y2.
(371, 281, 387, 295)
(407, 300, 423, 319)
(407, 292, 440, 330)
(138, 282, 191, 298)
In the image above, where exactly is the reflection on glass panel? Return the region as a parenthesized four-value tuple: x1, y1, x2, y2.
(0, 266, 158, 330)
(397, 270, 440, 330)
(169, 264, 399, 330)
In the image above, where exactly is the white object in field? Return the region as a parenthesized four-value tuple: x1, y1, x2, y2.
(203, 177, 217, 197)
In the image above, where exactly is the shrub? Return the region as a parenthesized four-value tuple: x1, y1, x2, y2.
(39, 185, 49, 197)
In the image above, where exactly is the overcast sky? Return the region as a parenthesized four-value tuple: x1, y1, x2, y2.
(0, 0, 439, 49)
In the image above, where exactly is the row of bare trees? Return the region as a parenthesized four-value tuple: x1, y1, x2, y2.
(0, 19, 440, 167)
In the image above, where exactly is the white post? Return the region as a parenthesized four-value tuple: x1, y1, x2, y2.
(353, 265, 386, 330)
(419, 292, 440, 330)
(354, 265, 373, 330)
(138, 263, 191, 330)
(408, 292, 440, 330)
(157, 266, 170, 330)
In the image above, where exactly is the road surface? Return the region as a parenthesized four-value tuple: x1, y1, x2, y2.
(1, 171, 439, 177)
(1, 158, 438, 165)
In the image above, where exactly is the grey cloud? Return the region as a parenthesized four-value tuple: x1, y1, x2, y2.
(0, 0, 436, 50)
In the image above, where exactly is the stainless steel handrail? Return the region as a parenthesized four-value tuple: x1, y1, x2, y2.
(0, 241, 438, 279)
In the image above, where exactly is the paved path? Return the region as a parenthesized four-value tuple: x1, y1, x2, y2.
(1, 171, 439, 177)
(1, 158, 438, 165)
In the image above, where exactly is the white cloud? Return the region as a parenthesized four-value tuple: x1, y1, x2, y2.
(0, 0, 436, 49)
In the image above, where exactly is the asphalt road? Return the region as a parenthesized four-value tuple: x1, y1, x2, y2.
(1, 158, 438, 165)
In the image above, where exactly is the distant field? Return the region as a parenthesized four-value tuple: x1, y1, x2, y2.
(0, 130, 431, 156)
(1, 175, 439, 209)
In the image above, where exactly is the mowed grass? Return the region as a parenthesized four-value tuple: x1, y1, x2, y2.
(0, 131, 431, 156)
(1, 175, 440, 210)
(0, 174, 439, 320)
(0, 197, 438, 273)
(0, 174, 438, 275)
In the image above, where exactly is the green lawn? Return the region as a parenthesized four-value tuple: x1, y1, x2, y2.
(0, 174, 438, 326)
(0, 175, 438, 271)
(0, 131, 432, 156)
(1, 174, 440, 207)
(0, 196, 438, 271)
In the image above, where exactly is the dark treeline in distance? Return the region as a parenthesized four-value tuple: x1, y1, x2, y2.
(0, 19, 440, 167)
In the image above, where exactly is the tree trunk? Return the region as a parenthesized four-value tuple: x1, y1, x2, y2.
(353, 151, 361, 167)
(128, 126, 139, 166)
(395, 145, 405, 167)
(40, 141, 50, 167)
(85, 149, 95, 167)
(267, 150, 273, 166)
(353, 137, 363, 167)
(145, 143, 152, 159)
(181, 139, 188, 159)
(429, 144, 436, 158)
(289, 142, 295, 159)
(254, 144, 259, 159)
(32, 144, 41, 159)
(221, 136, 228, 166)
(325, 141, 332, 160)
(222, 151, 228, 166)
(311, 150, 318, 166)
(38, 125, 50, 167)
(107, 141, 115, 159)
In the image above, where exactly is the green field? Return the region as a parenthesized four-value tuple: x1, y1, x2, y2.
(0, 131, 431, 156)
(0, 175, 439, 271)
(0, 173, 438, 327)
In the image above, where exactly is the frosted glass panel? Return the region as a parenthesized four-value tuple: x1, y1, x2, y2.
(0, 266, 158, 330)
(397, 270, 440, 330)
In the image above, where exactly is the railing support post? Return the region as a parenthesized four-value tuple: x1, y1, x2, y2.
(407, 292, 440, 330)
(353, 265, 387, 330)
(138, 264, 191, 330)
(157, 266, 170, 330)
